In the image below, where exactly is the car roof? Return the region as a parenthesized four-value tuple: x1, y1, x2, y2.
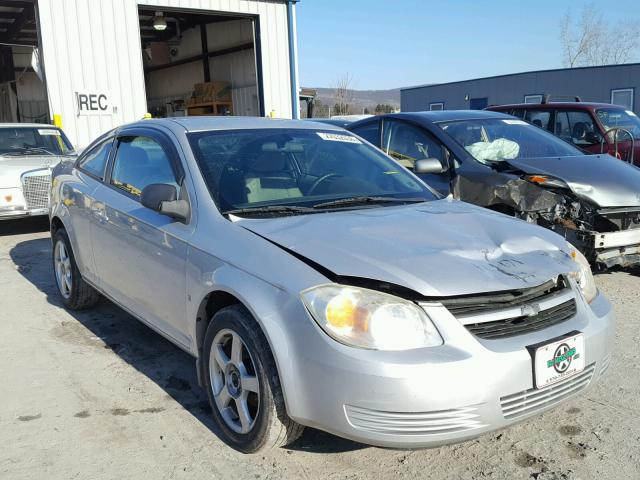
(353, 110, 513, 126)
(488, 102, 620, 110)
(121, 116, 346, 133)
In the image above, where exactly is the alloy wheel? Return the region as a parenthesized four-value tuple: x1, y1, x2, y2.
(54, 240, 72, 299)
(209, 328, 260, 434)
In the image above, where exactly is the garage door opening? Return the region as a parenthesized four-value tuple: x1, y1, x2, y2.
(138, 7, 262, 119)
(0, 0, 48, 123)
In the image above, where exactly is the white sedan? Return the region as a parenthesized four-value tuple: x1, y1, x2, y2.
(0, 123, 75, 219)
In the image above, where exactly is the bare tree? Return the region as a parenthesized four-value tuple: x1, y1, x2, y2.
(560, 4, 640, 67)
(333, 73, 355, 116)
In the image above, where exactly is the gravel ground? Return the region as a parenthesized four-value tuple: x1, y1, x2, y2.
(1, 217, 639, 480)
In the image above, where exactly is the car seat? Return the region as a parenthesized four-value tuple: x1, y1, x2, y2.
(572, 122, 588, 141)
(243, 148, 301, 203)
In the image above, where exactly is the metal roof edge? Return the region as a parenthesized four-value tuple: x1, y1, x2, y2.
(400, 62, 640, 92)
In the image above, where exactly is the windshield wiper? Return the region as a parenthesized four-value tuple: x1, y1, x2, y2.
(312, 196, 427, 210)
(21, 146, 57, 156)
(223, 205, 317, 217)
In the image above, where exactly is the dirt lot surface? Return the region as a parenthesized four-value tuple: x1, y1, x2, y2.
(1, 218, 639, 480)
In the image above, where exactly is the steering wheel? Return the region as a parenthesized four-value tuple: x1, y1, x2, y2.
(307, 173, 343, 195)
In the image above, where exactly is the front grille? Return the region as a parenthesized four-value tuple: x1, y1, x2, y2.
(22, 173, 51, 210)
(344, 405, 485, 436)
(441, 277, 566, 317)
(500, 364, 595, 419)
(437, 276, 577, 340)
(465, 299, 577, 340)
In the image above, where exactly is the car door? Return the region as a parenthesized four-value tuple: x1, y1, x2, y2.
(91, 128, 193, 349)
(381, 119, 452, 195)
(553, 110, 604, 154)
(65, 136, 114, 285)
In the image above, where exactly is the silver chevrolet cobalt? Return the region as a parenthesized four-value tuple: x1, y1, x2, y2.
(50, 118, 613, 453)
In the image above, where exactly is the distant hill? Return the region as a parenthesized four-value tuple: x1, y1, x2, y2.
(309, 87, 402, 112)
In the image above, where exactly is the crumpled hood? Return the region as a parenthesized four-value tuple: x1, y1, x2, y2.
(0, 155, 62, 187)
(506, 154, 640, 208)
(239, 200, 577, 297)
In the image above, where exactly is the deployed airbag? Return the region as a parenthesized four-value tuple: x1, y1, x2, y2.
(466, 139, 520, 164)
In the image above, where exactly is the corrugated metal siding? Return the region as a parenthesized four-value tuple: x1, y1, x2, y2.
(401, 64, 640, 113)
(38, 0, 147, 147)
(37, 0, 293, 147)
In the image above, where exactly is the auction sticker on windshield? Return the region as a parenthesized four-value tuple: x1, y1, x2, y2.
(38, 129, 61, 136)
(502, 119, 528, 126)
(317, 132, 361, 143)
(533, 333, 585, 389)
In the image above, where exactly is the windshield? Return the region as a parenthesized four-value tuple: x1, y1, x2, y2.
(188, 128, 436, 215)
(596, 108, 640, 140)
(0, 127, 74, 156)
(438, 118, 582, 164)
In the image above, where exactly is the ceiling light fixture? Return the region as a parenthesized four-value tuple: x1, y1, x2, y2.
(153, 11, 167, 31)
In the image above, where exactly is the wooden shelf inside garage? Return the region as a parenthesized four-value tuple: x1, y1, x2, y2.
(186, 101, 233, 116)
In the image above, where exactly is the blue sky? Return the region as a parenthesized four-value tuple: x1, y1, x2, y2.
(296, 0, 640, 90)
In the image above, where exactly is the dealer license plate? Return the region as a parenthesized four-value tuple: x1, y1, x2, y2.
(534, 334, 585, 389)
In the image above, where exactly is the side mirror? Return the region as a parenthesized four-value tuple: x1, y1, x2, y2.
(414, 157, 447, 174)
(141, 183, 189, 222)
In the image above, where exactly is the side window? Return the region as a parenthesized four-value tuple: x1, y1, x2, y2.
(509, 109, 526, 119)
(524, 110, 552, 130)
(110, 136, 178, 198)
(382, 120, 444, 169)
(77, 139, 112, 179)
(350, 122, 381, 146)
(555, 111, 601, 146)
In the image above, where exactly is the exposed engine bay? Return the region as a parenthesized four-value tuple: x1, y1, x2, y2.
(454, 164, 640, 269)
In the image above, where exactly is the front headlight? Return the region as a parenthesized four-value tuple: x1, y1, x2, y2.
(301, 284, 443, 350)
(567, 245, 597, 303)
(525, 175, 569, 189)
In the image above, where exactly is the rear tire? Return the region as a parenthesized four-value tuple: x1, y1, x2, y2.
(52, 228, 100, 310)
(202, 304, 304, 453)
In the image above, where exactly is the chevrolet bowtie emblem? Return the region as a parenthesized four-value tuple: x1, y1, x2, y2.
(521, 304, 541, 317)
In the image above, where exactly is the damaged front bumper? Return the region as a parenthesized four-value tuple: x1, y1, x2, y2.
(591, 229, 640, 268)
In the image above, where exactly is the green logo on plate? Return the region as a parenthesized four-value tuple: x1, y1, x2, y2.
(547, 346, 576, 369)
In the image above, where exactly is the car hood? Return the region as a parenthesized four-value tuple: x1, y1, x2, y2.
(0, 155, 62, 187)
(505, 154, 640, 208)
(238, 199, 577, 297)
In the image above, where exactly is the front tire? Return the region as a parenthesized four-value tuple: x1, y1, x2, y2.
(52, 228, 100, 310)
(202, 305, 304, 453)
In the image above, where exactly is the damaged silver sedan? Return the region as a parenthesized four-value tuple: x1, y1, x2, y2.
(50, 117, 612, 452)
(349, 111, 640, 268)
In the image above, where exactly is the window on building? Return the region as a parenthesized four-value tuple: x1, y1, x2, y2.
(611, 88, 634, 110)
(429, 102, 444, 111)
(524, 94, 543, 104)
(469, 98, 488, 110)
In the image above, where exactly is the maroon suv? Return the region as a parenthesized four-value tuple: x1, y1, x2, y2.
(487, 97, 639, 165)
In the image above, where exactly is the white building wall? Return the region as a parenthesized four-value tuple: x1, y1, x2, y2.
(37, 0, 294, 148)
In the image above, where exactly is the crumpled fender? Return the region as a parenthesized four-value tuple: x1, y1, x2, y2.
(453, 173, 564, 212)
